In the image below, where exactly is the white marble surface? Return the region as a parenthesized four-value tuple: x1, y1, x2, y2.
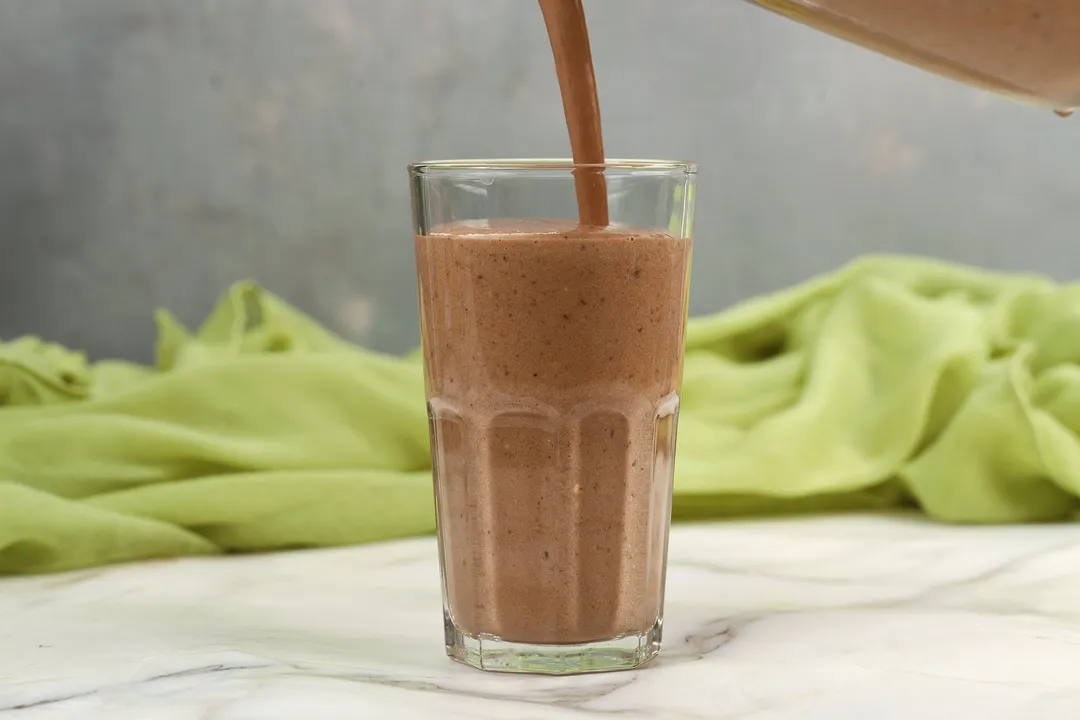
(2, 516, 1080, 719)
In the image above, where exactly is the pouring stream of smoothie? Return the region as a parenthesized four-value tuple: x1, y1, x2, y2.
(538, 0, 609, 226)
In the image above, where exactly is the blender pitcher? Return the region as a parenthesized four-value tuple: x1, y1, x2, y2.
(749, 0, 1080, 113)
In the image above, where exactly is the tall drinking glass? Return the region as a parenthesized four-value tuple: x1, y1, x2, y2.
(410, 160, 696, 675)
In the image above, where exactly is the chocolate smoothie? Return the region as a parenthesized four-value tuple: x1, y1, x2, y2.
(417, 220, 690, 644)
(414, 0, 693, 661)
(753, 0, 1080, 111)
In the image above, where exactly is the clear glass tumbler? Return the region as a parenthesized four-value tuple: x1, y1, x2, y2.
(410, 159, 696, 674)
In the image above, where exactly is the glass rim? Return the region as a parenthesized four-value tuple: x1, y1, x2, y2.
(409, 158, 697, 175)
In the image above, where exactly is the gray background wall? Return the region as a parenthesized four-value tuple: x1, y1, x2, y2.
(2, 0, 1079, 361)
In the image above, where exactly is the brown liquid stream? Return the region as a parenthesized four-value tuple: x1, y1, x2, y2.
(538, 0, 609, 225)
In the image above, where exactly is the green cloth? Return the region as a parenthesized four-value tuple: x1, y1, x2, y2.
(3, 255, 1079, 574)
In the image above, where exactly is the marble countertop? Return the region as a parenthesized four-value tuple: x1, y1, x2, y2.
(2, 516, 1080, 719)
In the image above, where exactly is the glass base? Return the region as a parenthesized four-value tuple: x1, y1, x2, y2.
(444, 615, 662, 675)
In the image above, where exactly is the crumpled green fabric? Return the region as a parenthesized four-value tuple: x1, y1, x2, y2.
(2, 255, 1079, 574)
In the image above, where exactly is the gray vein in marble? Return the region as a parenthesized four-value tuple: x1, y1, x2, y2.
(1, 661, 283, 712)
(276, 662, 642, 712)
